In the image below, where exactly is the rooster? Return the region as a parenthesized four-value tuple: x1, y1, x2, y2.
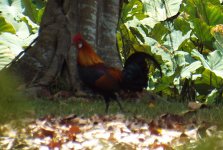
(73, 33, 160, 112)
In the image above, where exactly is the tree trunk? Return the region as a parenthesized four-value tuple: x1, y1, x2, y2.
(6, 0, 121, 97)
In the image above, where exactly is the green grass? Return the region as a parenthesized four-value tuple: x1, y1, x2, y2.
(1, 84, 223, 126)
(23, 96, 223, 125)
(28, 97, 184, 119)
(2, 91, 223, 124)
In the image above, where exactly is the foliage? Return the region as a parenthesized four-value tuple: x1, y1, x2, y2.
(0, 0, 46, 70)
(118, 0, 223, 103)
(0, 72, 33, 124)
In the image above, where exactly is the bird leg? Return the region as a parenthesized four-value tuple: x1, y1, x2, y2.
(104, 95, 124, 113)
(114, 99, 125, 113)
(104, 97, 110, 113)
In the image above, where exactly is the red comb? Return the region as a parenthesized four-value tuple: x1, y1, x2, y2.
(73, 33, 83, 43)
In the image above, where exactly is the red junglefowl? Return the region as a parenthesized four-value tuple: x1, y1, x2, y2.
(73, 33, 161, 113)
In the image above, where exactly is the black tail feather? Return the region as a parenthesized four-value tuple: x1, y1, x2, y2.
(121, 52, 161, 91)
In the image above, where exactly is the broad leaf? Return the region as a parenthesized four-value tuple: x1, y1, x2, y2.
(0, 33, 24, 56)
(0, 45, 15, 70)
(0, 0, 44, 70)
(192, 19, 213, 47)
(205, 89, 218, 104)
(192, 49, 223, 75)
(142, 0, 183, 21)
(23, 0, 45, 24)
(0, 17, 15, 33)
(174, 51, 195, 67)
(211, 25, 223, 53)
(121, 0, 145, 23)
(164, 26, 191, 51)
(149, 23, 169, 44)
(183, 0, 222, 25)
(180, 61, 202, 79)
(143, 36, 175, 76)
(192, 49, 223, 88)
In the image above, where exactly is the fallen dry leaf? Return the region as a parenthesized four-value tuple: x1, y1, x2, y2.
(68, 125, 81, 134)
(0, 113, 222, 149)
(188, 101, 209, 110)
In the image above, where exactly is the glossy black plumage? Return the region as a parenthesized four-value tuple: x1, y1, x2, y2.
(121, 52, 161, 91)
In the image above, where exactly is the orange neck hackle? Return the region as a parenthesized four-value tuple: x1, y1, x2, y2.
(73, 33, 104, 66)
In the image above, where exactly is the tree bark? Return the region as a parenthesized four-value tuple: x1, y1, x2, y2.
(6, 0, 122, 97)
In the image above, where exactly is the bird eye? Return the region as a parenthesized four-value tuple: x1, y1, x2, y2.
(78, 42, 83, 48)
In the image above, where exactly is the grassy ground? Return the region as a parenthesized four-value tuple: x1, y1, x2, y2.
(30, 97, 186, 119)
(1, 82, 223, 126)
(1, 72, 223, 125)
(2, 95, 223, 125)
(30, 97, 223, 123)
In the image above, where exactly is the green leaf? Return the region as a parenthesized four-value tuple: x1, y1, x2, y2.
(23, 0, 37, 23)
(22, 0, 45, 24)
(0, 1, 40, 29)
(142, 0, 183, 21)
(205, 89, 218, 104)
(0, 16, 16, 33)
(32, 0, 46, 9)
(173, 18, 191, 35)
(121, 0, 145, 23)
(206, 2, 223, 26)
(0, 0, 44, 69)
(197, 69, 221, 88)
(183, 0, 223, 26)
(164, 25, 191, 51)
(149, 23, 169, 44)
(180, 61, 202, 79)
(207, 51, 223, 72)
(129, 27, 145, 43)
(142, 36, 175, 76)
(0, 32, 24, 55)
(191, 19, 213, 48)
(192, 49, 223, 87)
(0, 44, 16, 70)
(174, 51, 194, 67)
(0, 0, 10, 5)
(36, 7, 45, 23)
(211, 25, 223, 53)
(192, 49, 223, 72)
